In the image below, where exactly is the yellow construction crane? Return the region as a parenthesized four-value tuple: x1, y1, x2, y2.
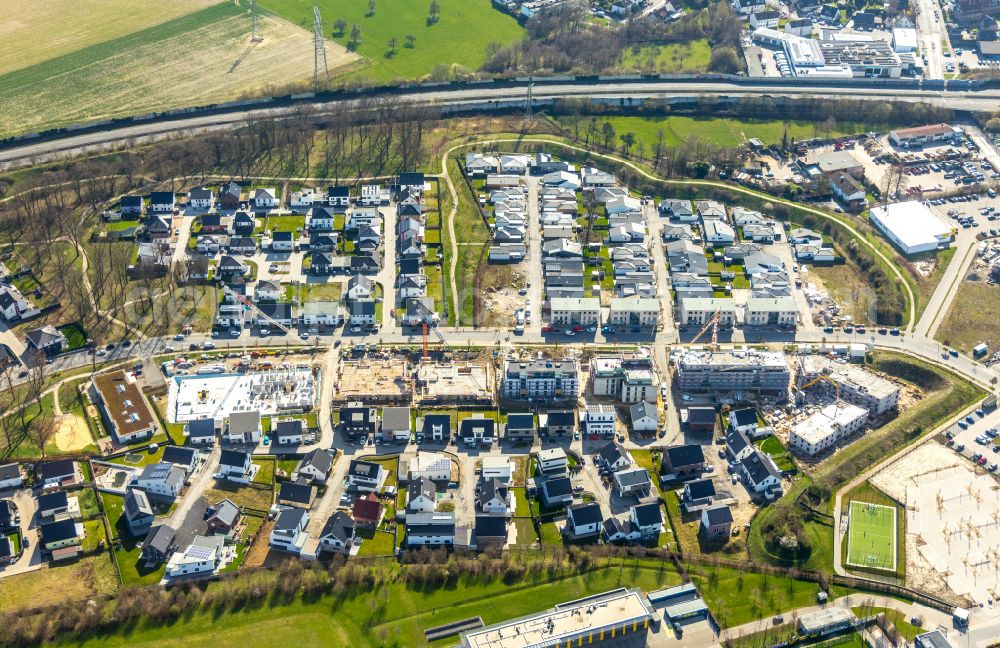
(689, 309, 722, 351)
(795, 373, 841, 401)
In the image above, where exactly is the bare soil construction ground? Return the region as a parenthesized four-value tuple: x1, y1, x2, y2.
(871, 442, 1000, 606)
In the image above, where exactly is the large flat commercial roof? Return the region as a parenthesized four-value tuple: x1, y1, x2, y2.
(869, 201, 952, 253)
(460, 588, 655, 648)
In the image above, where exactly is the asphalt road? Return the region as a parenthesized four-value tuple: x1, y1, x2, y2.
(4, 80, 1000, 170)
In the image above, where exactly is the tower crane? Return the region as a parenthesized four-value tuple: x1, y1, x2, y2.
(689, 309, 722, 351)
(794, 373, 841, 403)
(221, 284, 293, 359)
(409, 298, 449, 360)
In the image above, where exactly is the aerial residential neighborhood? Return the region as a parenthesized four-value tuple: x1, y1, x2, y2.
(3, 0, 1000, 644)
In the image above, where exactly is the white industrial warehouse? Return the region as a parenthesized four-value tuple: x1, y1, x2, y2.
(868, 201, 954, 255)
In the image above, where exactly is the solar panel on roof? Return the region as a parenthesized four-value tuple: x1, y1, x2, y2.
(186, 544, 215, 560)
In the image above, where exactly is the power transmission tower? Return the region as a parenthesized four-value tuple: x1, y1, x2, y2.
(524, 78, 535, 124)
(313, 2, 328, 82)
(250, 0, 263, 42)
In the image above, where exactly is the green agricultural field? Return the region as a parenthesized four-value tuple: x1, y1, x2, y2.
(0, 0, 218, 75)
(0, 3, 353, 137)
(619, 39, 712, 73)
(262, 0, 523, 82)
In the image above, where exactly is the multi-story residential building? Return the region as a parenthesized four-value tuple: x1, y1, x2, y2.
(590, 353, 658, 404)
(744, 296, 799, 327)
(788, 402, 868, 456)
(678, 298, 738, 327)
(675, 350, 791, 395)
(796, 356, 900, 416)
(584, 404, 617, 437)
(502, 359, 579, 402)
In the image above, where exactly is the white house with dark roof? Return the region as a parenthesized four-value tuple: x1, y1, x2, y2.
(740, 450, 783, 497)
(565, 502, 603, 538)
(347, 459, 387, 492)
(320, 511, 356, 554)
(225, 411, 261, 444)
(217, 449, 257, 484)
(294, 449, 333, 483)
(0, 463, 23, 490)
(132, 463, 186, 501)
(630, 502, 663, 538)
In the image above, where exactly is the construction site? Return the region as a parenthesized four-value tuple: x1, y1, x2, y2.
(167, 366, 317, 422)
(414, 360, 494, 406)
(871, 442, 1000, 607)
(334, 354, 411, 404)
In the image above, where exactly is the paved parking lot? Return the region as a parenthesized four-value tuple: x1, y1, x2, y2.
(942, 404, 1000, 471)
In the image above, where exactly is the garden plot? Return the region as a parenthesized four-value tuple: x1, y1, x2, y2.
(871, 442, 1000, 605)
(93, 462, 140, 495)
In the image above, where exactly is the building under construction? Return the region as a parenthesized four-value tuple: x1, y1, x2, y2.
(168, 367, 316, 422)
(797, 356, 900, 416)
(414, 361, 494, 406)
(673, 350, 791, 396)
(335, 357, 412, 405)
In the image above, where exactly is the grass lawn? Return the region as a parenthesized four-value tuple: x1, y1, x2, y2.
(539, 521, 563, 546)
(64, 560, 684, 647)
(277, 458, 300, 479)
(78, 488, 102, 518)
(203, 482, 274, 512)
(619, 39, 711, 73)
(108, 444, 166, 468)
(303, 281, 342, 301)
(513, 517, 537, 545)
(562, 115, 878, 153)
(511, 487, 530, 517)
(101, 492, 126, 539)
(630, 449, 659, 478)
(252, 458, 276, 485)
(261, 215, 305, 234)
(936, 280, 1000, 356)
(445, 157, 491, 325)
(357, 528, 396, 557)
(57, 322, 89, 350)
(850, 606, 922, 640)
(113, 540, 166, 586)
(262, 0, 523, 82)
(369, 456, 398, 489)
(686, 562, 852, 628)
(0, 554, 118, 613)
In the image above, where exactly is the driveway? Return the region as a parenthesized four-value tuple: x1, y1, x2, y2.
(0, 487, 43, 578)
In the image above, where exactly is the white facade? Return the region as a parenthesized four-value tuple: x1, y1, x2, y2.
(536, 448, 569, 474)
(585, 404, 617, 436)
(481, 456, 512, 483)
(408, 452, 452, 482)
(789, 402, 868, 456)
(869, 201, 953, 255)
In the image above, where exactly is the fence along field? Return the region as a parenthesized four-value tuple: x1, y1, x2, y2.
(846, 500, 897, 572)
(0, 2, 358, 138)
(0, 0, 219, 75)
